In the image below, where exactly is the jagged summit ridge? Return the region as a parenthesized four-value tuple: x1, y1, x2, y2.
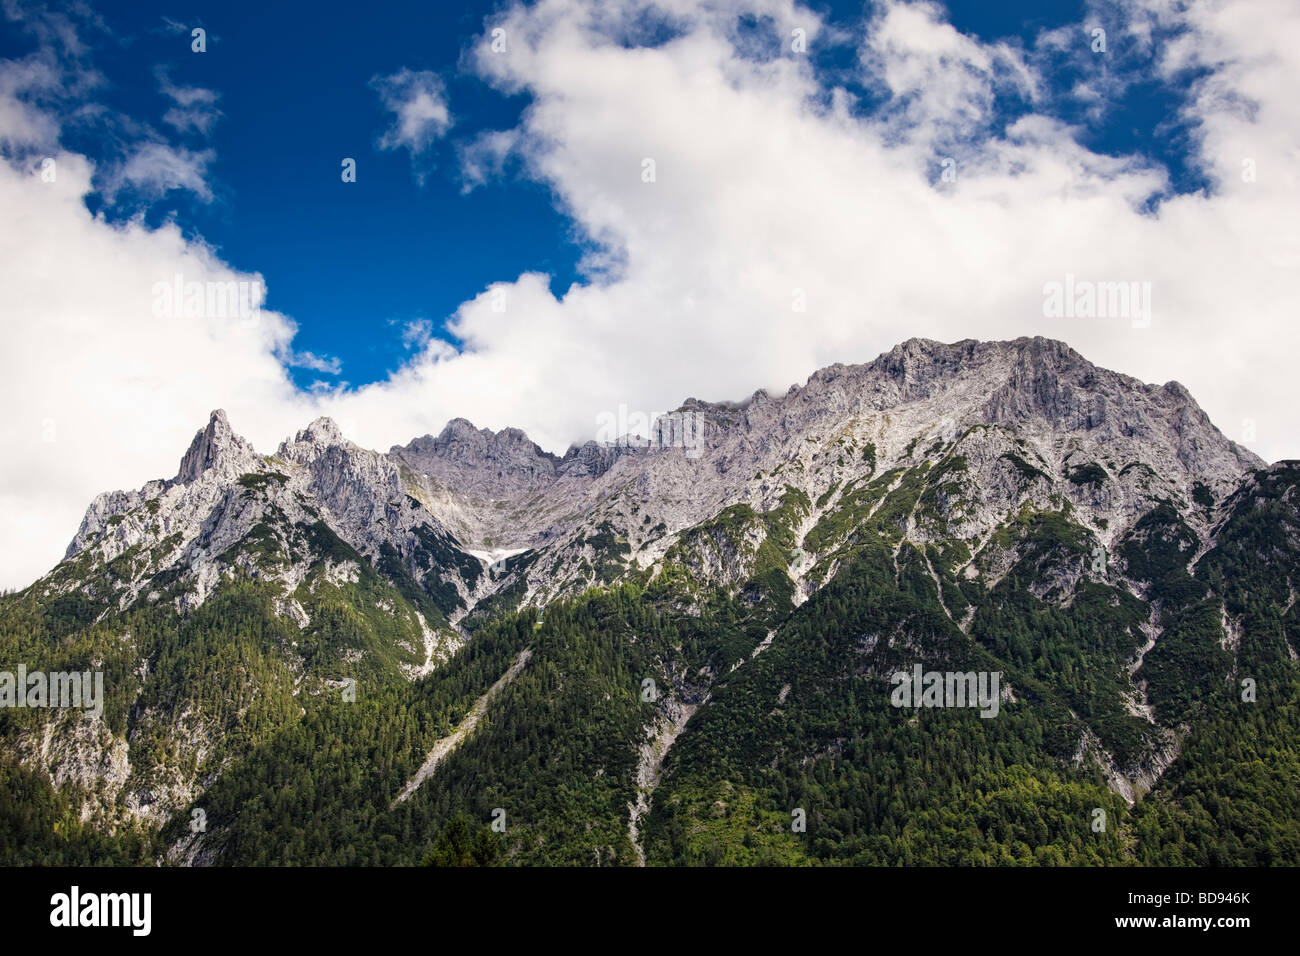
(57, 336, 1265, 620)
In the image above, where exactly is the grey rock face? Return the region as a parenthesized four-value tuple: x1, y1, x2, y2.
(57, 336, 1262, 619)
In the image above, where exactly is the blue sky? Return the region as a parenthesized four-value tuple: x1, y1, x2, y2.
(2, 0, 1211, 388)
(2, 0, 588, 386)
(3, 0, 1297, 588)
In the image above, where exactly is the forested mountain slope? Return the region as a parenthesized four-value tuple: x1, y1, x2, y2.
(3, 337, 1296, 865)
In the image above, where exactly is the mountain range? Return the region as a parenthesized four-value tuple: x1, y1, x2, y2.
(3, 336, 1297, 866)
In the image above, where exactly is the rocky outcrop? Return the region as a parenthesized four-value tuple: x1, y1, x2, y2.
(175, 409, 263, 485)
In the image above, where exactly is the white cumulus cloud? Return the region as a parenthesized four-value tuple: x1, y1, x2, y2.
(371, 68, 452, 183)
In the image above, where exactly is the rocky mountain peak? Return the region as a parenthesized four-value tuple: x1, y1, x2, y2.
(409, 418, 553, 461)
(174, 409, 261, 485)
(426, 417, 481, 447)
(292, 416, 348, 447)
(394, 419, 559, 486)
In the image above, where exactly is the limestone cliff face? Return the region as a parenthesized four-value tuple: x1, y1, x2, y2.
(60, 336, 1262, 619)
